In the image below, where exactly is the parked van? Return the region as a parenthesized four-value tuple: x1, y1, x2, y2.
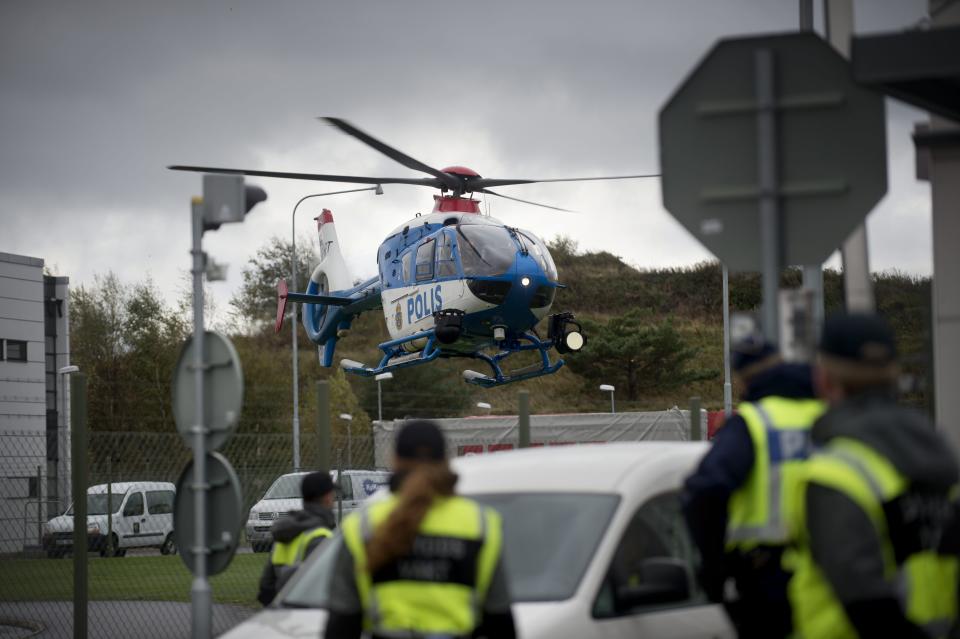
(42, 481, 176, 558)
(246, 470, 390, 552)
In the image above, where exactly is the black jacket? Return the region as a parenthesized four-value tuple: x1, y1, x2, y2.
(256, 501, 336, 607)
(805, 391, 959, 639)
(682, 364, 816, 638)
(682, 364, 816, 595)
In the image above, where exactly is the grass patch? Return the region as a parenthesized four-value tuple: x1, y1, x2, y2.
(0, 554, 264, 608)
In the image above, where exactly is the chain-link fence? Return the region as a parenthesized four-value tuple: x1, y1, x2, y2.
(0, 427, 375, 638)
(0, 406, 701, 637)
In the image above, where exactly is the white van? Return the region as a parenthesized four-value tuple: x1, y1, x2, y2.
(42, 481, 177, 558)
(246, 470, 390, 552)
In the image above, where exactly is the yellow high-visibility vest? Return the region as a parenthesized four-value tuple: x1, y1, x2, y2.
(726, 397, 825, 550)
(270, 525, 333, 567)
(786, 437, 959, 639)
(341, 494, 502, 637)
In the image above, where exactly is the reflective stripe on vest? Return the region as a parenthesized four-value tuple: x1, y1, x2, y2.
(726, 397, 824, 549)
(270, 526, 333, 567)
(341, 495, 502, 637)
(788, 438, 960, 639)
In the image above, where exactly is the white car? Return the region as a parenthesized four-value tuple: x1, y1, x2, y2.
(246, 470, 391, 552)
(43, 481, 177, 557)
(223, 443, 735, 639)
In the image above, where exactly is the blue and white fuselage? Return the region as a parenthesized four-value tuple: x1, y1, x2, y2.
(298, 195, 576, 387)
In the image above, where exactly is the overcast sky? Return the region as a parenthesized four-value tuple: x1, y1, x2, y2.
(0, 0, 933, 315)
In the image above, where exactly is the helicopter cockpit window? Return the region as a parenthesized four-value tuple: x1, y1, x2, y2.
(402, 251, 413, 283)
(415, 239, 435, 281)
(519, 229, 558, 281)
(437, 231, 457, 278)
(458, 225, 516, 278)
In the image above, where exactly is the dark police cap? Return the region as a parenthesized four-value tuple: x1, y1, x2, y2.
(730, 335, 780, 383)
(301, 471, 335, 501)
(820, 313, 897, 366)
(395, 420, 447, 461)
(731, 334, 778, 375)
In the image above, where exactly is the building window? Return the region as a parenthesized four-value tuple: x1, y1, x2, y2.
(5, 340, 27, 362)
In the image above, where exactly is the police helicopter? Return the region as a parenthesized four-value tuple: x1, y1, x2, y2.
(170, 118, 656, 387)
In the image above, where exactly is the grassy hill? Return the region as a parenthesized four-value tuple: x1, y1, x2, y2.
(329, 239, 934, 419)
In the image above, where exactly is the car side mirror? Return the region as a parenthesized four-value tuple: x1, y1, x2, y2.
(615, 557, 692, 610)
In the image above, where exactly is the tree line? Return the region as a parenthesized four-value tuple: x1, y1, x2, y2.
(69, 235, 932, 440)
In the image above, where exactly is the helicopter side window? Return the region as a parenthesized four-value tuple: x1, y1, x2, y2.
(402, 251, 413, 283)
(437, 231, 458, 278)
(415, 239, 435, 282)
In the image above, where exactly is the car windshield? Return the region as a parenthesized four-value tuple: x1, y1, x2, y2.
(472, 493, 619, 601)
(457, 224, 516, 277)
(278, 492, 619, 608)
(67, 493, 122, 516)
(263, 475, 306, 500)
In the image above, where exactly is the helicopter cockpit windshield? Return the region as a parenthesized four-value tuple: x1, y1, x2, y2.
(457, 224, 516, 277)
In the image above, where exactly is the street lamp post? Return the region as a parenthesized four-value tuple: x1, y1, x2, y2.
(338, 414, 353, 468)
(599, 384, 616, 414)
(375, 372, 394, 422)
(290, 186, 382, 471)
(57, 366, 79, 512)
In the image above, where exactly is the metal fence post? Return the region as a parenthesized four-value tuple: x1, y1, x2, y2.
(690, 397, 702, 441)
(71, 372, 88, 639)
(518, 390, 530, 448)
(106, 456, 113, 556)
(336, 449, 343, 524)
(36, 465, 42, 545)
(316, 381, 331, 471)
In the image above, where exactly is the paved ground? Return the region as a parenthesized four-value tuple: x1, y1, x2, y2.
(0, 601, 255, 638)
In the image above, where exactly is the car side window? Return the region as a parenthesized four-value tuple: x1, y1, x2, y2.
(593, 491, 704, 618)
(123, 492, 144, 517)
(146, 490, 174, 515)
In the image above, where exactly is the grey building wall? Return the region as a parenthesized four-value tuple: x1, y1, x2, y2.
(0, 253, 70, 553)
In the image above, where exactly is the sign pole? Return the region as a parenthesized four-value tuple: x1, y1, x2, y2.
(71, 373, 88, 639)
(755, 48, 782, 345)
(190, 197, 211, 639)
(722, 265, 733, 416)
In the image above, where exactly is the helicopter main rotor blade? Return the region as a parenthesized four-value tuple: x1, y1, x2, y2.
(168, 165, 442, 188)
(470, 173, 661, 189)
(480, 188, 575, 213)
(321, 117, 462, 192)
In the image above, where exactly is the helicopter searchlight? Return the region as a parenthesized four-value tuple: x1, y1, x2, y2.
(170, 118, 657, 387)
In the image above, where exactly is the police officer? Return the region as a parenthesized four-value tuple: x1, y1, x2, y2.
(786, 313, 959, 638)
(256, 471, 337, 606)
(324, 420, 515, 639)
(683, 336, 824, 638)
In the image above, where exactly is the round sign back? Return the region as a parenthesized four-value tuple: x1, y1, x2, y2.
(172, 331, 243, 451)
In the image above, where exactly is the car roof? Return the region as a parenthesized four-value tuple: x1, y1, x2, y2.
(452, 442, 708, 495)
(88, 481, 175, 494)
(273, 470, 389, 480)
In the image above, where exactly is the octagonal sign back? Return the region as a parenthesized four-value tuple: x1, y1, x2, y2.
(659, 32, 887, 271)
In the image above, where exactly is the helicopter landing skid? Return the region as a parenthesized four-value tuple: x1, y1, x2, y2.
(340, 329, 564, 388)
(339, 329, 442, 378)
(459, 331, 565, 388)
